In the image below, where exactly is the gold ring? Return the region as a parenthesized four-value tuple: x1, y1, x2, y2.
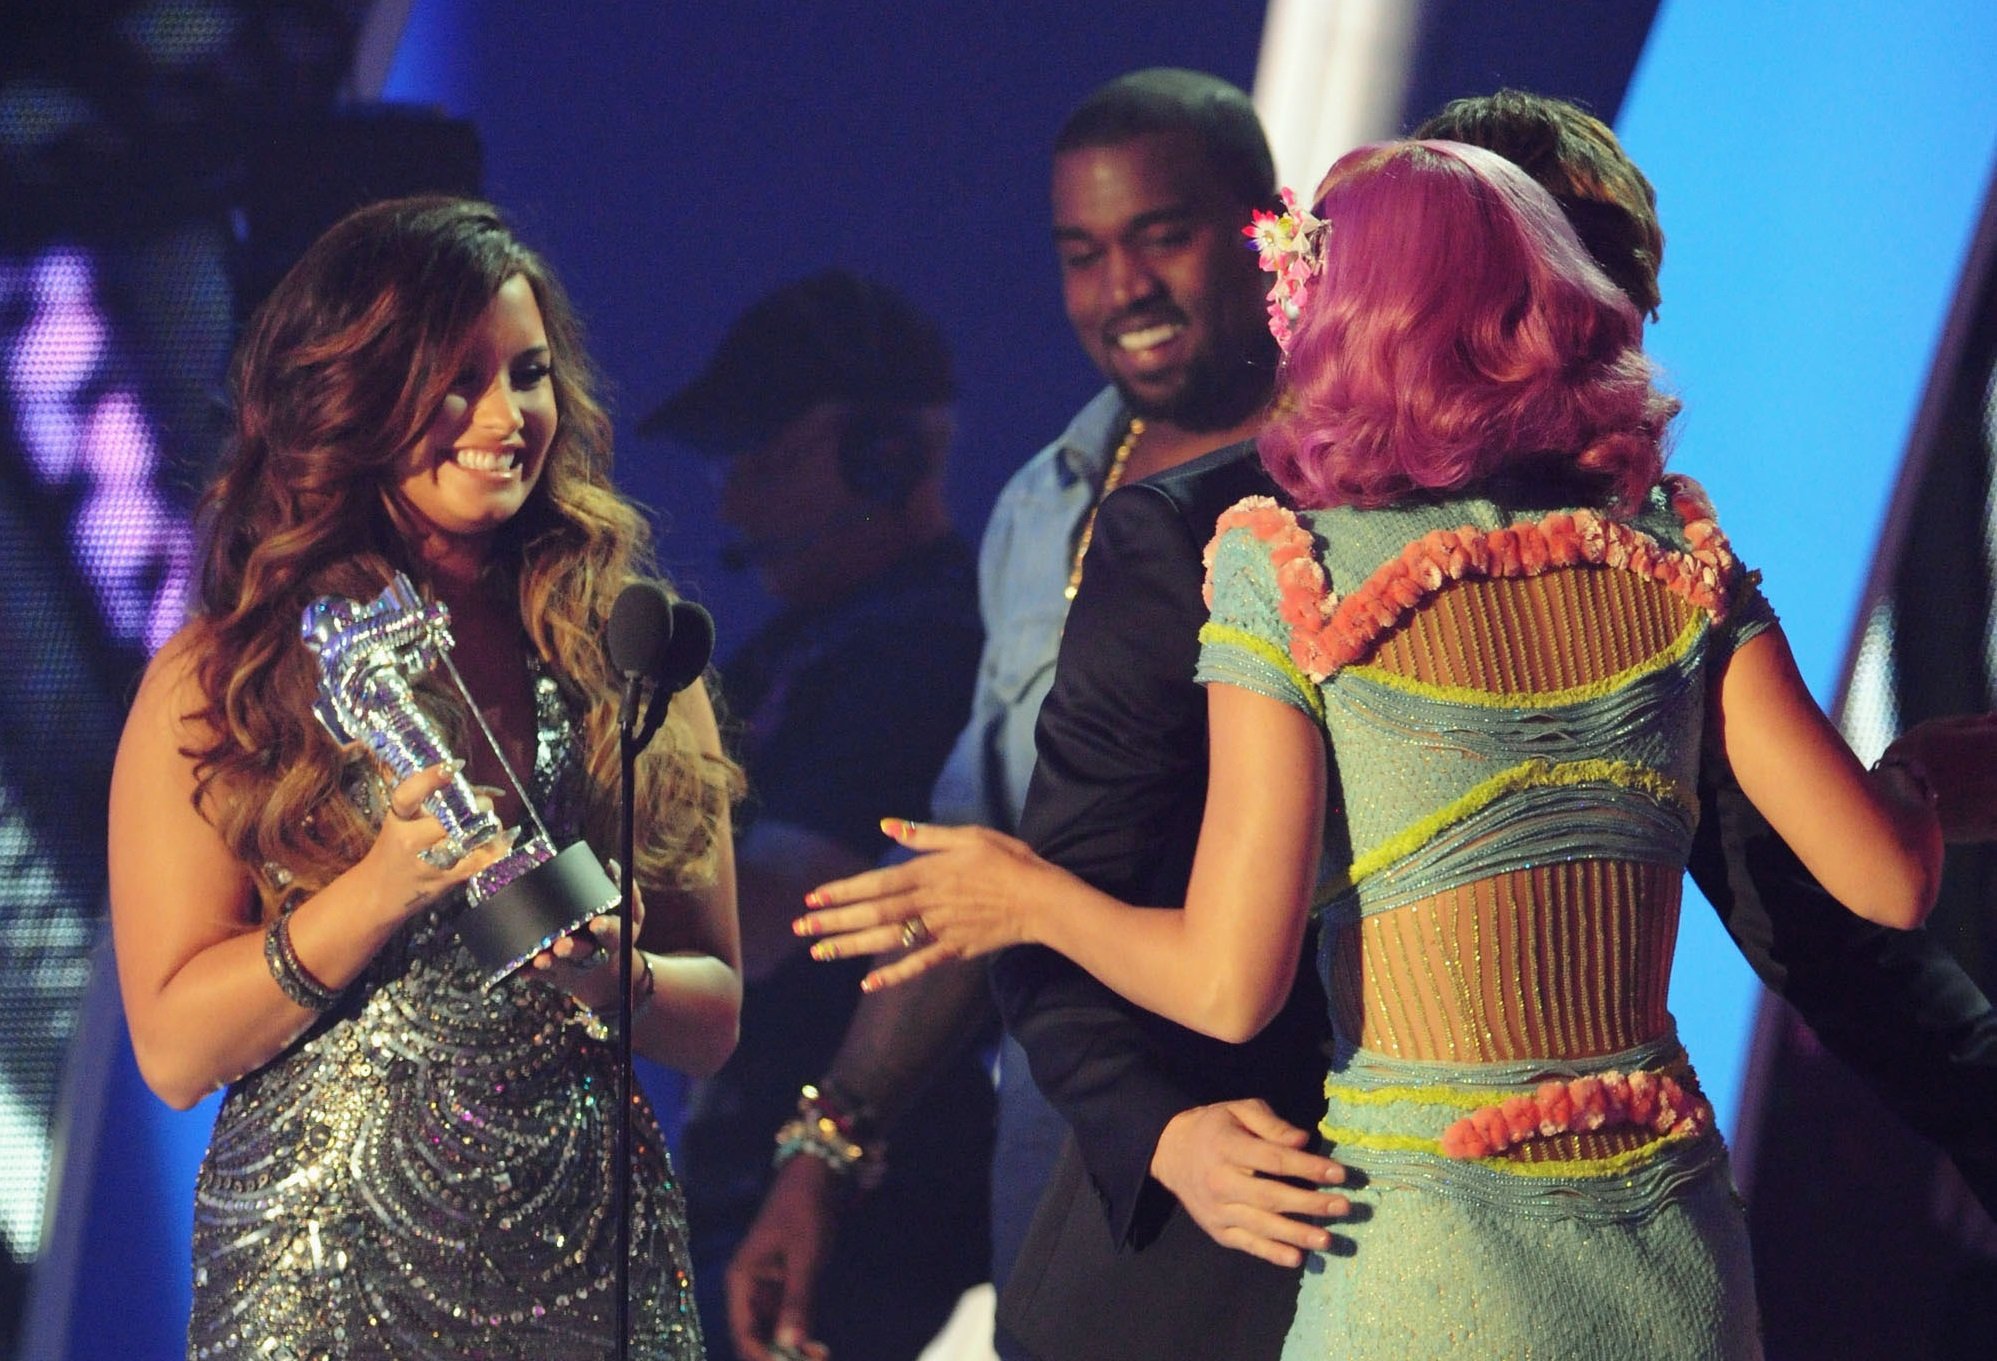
(899, 917, 933, 950)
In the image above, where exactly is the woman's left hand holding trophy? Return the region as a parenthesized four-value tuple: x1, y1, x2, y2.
(529, 869, 651, 1021)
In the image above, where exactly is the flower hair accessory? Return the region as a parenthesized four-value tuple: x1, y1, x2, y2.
(1244, 187, 1328, 352)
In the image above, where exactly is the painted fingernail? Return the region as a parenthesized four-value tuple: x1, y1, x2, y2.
(880, 817, 908, 840)
(809, 943, 833, 962)
(802, 890, 825, 909)
(860, 974, 881, 993)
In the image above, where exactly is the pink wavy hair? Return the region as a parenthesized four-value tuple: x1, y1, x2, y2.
(1259, 140, 1678, 510)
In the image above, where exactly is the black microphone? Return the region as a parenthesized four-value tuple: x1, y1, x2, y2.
(635, 601, 715, 749)
(607, 582, 674, 736)
(659, 600, 714, 692)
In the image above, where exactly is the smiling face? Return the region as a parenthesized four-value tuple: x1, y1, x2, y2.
(394, 273, 557, 567)
(1052, 130, 1273, 430)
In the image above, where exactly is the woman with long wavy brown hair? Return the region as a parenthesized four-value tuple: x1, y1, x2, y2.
(108, 196, 740, 1360)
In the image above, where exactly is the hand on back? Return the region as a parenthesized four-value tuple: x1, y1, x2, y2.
(1151, 1098, 1350, 1269)
(1879, 712, 1997, 843)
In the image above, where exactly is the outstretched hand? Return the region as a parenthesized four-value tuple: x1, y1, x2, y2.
(794, 819, 1057, 991)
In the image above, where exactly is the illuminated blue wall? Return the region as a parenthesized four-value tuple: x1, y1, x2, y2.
(1620, 0, 1997, 1130)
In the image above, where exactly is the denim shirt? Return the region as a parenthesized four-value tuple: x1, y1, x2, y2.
(927, 387, 1128, 832)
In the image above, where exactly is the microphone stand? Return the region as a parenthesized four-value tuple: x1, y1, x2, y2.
(614, 676, 645, 1361)
(608, 598, 714, 1359)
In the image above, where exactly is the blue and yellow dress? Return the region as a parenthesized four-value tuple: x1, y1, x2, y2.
(1196, 475, 1772, 1360)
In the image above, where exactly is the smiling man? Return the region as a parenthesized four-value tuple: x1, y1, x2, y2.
(971, 86, 1285, 1334)
(713, 70, 1292, 1361)
(1048, 73, 1276, 487)
(923, 70, 1286, 1357)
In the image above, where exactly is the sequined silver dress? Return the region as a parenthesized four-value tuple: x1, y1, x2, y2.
(188, 668, 703, 1360)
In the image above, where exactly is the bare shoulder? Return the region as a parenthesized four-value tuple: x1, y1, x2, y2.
(129, 621, 216, 733)
(675, 673, 717, 723)
(114, 621, 225, 817)
(110, 620, 257, 935)
(672, 676, 724, 751)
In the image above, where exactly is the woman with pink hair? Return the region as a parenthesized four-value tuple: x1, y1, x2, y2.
(800, 141, 1941, 1356)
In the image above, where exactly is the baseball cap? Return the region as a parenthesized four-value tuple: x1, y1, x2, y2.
(638, 268, 954, 455)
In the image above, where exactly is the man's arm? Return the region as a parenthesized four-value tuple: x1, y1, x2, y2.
(724, 531, 1007, 1360)
(1689, 742, 1997, 1216)
(724, 957, 994, 1361)
(998, 473, 1341, 1258)
(722, 606, 994, 1357)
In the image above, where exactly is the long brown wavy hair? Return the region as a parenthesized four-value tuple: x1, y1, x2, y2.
(189, 196, 737, 911)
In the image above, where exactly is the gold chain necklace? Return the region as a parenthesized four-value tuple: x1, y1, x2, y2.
(1064, 417, 1145, 601)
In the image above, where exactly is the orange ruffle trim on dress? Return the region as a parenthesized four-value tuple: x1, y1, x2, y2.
(1202, 475, 1739, 686)
(1437, 1068, 1714, 1160)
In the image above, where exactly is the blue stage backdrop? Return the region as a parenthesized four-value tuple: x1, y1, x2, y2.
(1616, 0, 1997, 1134)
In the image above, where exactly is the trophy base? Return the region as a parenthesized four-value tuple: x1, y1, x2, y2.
(457, 840, 622, 988)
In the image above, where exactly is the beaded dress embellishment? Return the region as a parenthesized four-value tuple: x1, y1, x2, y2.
(188, 665, 702, 1361)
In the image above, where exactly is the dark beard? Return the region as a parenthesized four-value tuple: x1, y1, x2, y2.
(1116, 327, 1278, 432)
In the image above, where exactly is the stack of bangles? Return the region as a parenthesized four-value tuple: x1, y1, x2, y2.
(264, 909, 342, 1011)
(774, 1080, 886, 1191)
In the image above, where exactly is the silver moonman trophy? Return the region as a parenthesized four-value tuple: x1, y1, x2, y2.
(301, 572, 619, 986)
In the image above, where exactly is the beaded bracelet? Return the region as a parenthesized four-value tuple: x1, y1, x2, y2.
(263, 910, 341, 1011)
(573, 954, 658, 1042)
(633, 952, 658, 1018)
(772, 1081, 886, 1189)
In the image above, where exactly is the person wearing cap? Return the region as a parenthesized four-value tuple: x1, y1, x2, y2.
(645, 269, 994, 1361)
